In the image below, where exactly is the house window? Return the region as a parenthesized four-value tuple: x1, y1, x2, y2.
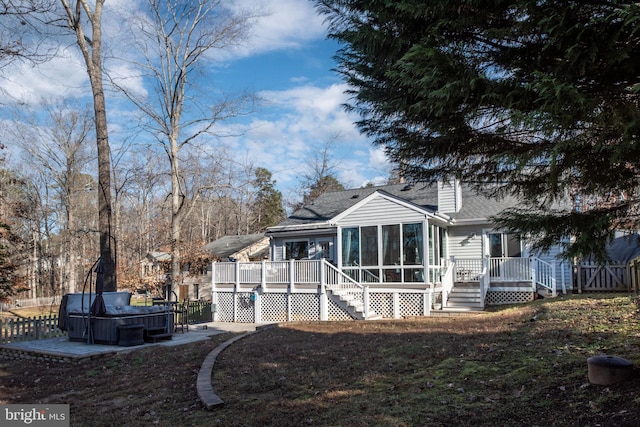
(285, 240, 309, 260)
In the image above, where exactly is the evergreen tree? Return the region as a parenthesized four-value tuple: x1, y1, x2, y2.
(315, 0, 640, 260)
(253, 168, 285, 231)
(303, 175, 345, 205)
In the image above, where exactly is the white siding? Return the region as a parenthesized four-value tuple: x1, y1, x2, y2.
(337, 195, 426, 227)
(437, 179, 462, 213)
(448, 225, 485, 259)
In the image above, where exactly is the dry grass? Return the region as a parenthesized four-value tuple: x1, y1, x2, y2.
(2, 294, 640, 426)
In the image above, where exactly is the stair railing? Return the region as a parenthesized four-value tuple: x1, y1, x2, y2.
(322, 259, 369, 317)
(532, 257, 556, 297)
(440, 262, 455, 309)
(479, 266, 489, 308)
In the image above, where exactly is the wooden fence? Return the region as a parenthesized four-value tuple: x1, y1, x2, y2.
(178, 300, 213, 324)
(1, 315, 66, 344)
(575, 263, 638, 293)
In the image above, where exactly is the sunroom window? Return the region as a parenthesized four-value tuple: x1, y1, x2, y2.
(341, 223, 426, 283)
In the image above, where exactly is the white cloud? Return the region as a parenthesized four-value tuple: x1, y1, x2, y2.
(0, 48, 88, 106)
(215, 82, 391, 193)
(227, 0, 327, 58)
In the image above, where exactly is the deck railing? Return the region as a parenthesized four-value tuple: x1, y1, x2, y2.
(453, 258, 484, 281)
(455, 256, 557, 296)
(215, 260, 326, 288)
(488, 257, 532, 282)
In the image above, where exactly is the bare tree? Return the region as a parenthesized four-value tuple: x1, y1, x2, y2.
(8, 101, 95, 294)
(58, 0, 116, 290)
(298, 135, 345, 207)
(0, 0, 56, 69)
(113, 0, 257, 291)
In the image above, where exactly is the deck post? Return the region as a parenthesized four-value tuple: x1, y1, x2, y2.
(551, 262, 557, 297)
(319, 260, 328, 321)
(424, 287, 432, 316)
(288, 259, 295, 321)
(211, 262, 217, 321)
(254, 291, 261, 323)
(363, 286, 370, 319)
(530, 257, 536, 293)
(234, 262, 240, 322)
(261, 260, 267, 292)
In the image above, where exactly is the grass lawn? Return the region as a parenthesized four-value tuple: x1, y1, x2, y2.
(1, 294, 640, 426)
(0, 305, 60, 319)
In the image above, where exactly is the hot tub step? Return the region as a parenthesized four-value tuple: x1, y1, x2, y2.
(144, 327, 173, 343)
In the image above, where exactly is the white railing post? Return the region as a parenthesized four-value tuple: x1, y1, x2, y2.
(233, 262, 241, 322)
(235, 262, 241, 291)
(289, 259, 295, 292)
(363, 286, 370, 319)
(261, 259, 267, 292)
(530, 257, 536, 292)
(551, 261, 557, 297)
(320, 260, 328, 321)
(288, 259, 295, 321)
(211, 262, 218, 321)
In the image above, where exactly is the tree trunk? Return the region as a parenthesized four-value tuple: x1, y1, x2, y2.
(170, 137, 181, 299)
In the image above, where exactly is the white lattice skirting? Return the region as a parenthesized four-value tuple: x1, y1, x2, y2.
(213, 290, 431, 323)
(485, 290, 535, 305)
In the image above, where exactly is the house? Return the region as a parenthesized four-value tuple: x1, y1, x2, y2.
(211, 180, 572, 323)
(140, 251, 171, 282)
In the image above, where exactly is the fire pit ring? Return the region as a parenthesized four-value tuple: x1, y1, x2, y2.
(587, 355, 634, 385)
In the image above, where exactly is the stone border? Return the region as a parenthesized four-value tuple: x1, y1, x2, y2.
(197, 324, 276, 410)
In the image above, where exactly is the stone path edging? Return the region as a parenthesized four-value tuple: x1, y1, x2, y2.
(197, 324, 275, 410)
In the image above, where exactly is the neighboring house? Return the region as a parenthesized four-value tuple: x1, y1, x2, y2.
(203, 233, 269, 262)
(140, 251, 171, 281)
(211, 180, 572, 323)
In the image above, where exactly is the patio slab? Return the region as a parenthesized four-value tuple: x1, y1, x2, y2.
(0, 322, 259, 362)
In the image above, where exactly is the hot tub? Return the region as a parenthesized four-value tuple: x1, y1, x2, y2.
(58, 292, 174, 345)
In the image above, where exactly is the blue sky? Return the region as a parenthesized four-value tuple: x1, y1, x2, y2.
(0, 0, 392, 200)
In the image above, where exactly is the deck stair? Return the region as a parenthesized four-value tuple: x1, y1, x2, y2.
(444, 282, 483, 311)
(328, 289, 382, 320)
(144, 326, 173, 343)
